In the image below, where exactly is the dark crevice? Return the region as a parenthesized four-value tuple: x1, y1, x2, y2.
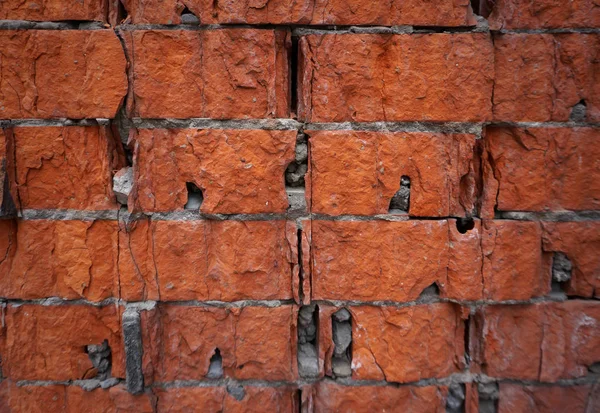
(185, 182, 204, 210)
(331, 308, 352, 379)
(389, 175, 410, 213)
(207, 348, 223, 379)
(298, 304, 319, 378)
(470, 0, 493, 18)
(456, 217, 475, 234)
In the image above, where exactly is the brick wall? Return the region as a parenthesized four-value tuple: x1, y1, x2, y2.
(0, 0, 599, 412)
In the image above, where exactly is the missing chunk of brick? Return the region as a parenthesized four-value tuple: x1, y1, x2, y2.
(298, 304, 319, 378)
(445, 383, 465, 413)
(588, 362, 600, 374)
(331, 308, 352, 379)
(388, 176, 410, 213)
(285, 133, 308, 188)
(180, 6, 200, 24)
(478, 382, 499, 413)
(570, 100, 587, 122)
(418, 283, 440, 303)
(551, 252, 572, 293)
(85, 340, 112, 381)
(185, 182, 204, 210)
(456, 218, 475, 234)
(207, 348, 223, 379)
(470, 0, 493, 18)
(226, 382, 246, 401)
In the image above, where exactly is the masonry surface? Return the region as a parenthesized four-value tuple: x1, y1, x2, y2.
(0, 0, 599, 412)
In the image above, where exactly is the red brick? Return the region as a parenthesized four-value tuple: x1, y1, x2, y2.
(542, 221, 600, 298)
(14, 126, 122, 210)
(306, 130, 478, 217)
(481, 220, 550, 301)
(298, 33, 493, 122)
(125, 0, 475, 26)
(1, 304, 125, 380)
(488, 0, 600, 29)
(0, 0, 106, 21)
(304, 382, 447, 412)
(141, 305, 297, 382)
(0, 383, 154, 413)
(447, 219, 484, 301)
(118, 219, 296, 302)
(123, 29, 290, 119)
(349, 304, 465, 382)
(154, 386, 297, 412)
(478, 301, 600, 381)
(497, 383, 600, 413)
(493, 34, 600, 122)
(482, 127, 600, 215)
(0, 219, 118, 301)
(130, 128, 296, 214)
(0, 30, 127, 119)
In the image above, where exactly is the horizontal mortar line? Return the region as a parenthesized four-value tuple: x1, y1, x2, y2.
(0, 118, 110, 127)
(496, 28, 600, 34)
(495, 210, 600, 222)
(0, 20, 106, 30)
(132, 118, 302, 130)
(14, 378, 124, 389)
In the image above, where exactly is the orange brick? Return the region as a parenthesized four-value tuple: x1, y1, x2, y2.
(498, 384, 600, 413)
(488, 0, 600, 29)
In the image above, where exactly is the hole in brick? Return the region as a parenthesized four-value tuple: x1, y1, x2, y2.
(456, 218, 475, 234)
(478, 383, 499, 413)
(588, 362, 600, 374)
(388, 175, 410, 213)
(85, 340, 112, 381)
(185, 182, 204, 210)
(286, 133, 308, 188)
(206, 348, 223, 379)
(298, 304, 319, 378)
(180, 6, 200, 24)
(470, 0, 493, 18)
(226, 382, 246, 401)
(551, 252, 572, 293)
(290, 36, 299, 117)
(446, 383, 465, 413)
(418, 283, 440, 302)
(570, 100, 587, 122)
(117, 0, 129, 23)
(331, 308, 352, 379)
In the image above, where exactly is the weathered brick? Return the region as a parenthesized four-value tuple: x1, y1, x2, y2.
(493, 34, 600, 122)
(0, 383, 154, 413)
(0, 0, 106, 21)
(1, 304, 125, 380)
(141, 305, 297, 382)
(482, 127, 600, 215)
(125, 0, 475, 26)
(123, 29, 290, 119)
(118, 219, 296, 301)
(0, 30, 127, 119)
(306, 130, 478, 217)
(477, 301, 600, 381)
(298, 33, 493, 122)
(542, 221, 600, 298)
(481, 220, 550, 301)
(487, 0, 600, 29)
(154, 386, 297, 412)
(0, 219, 118, 301)
(304, 382, 447, 412)
(14, 126, 123, 210)
(447, 219, 484, 301)
(130, 128, 295, 213)
(349, 304, 465, 382)
(497, 383, 600, 413)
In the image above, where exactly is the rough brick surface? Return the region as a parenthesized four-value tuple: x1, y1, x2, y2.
(130, 128, 296, 213)
(298, 33, 493, 122)
(493, 34, 600, 122)
(0, 0, 106, 21)
(487, 0, 600, 29)
(0, 219, 118, 301)
(497, 383, 600, 413)
(542, 221, 600, 298)
(123, 29, 290, 119)
(141, 305, 297, 383)
(14, 126, 122, 210)
(0, 30, 127, 119)
(1, 304, 125, 380)
(118, 219, 296, 301)
(307, 130, 478, 217)
(482, 127, 600, 215)
(125, 0, 475, 26)
(477, 301, 600, 381)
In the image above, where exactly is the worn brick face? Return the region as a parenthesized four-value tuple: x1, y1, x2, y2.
(487, 0, 600, 29)
(497, 384, 600, 413)
(0, 30, 127, 119)
(0, 0, 106, 21)
(298, 33, 493, 122)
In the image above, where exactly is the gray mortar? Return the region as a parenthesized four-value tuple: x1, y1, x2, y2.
(570, 102, 587, 122)
(86, 340, 112, 381)
(331, 308, 352, 379)
(445, 383, 465, 413)
(122, 309, 144, 394)
(297, 305, 319, 378)
(496, 210, 600, 222)
(206, 349, 223, 379)
(552, 253, 573, 283)
(226, 381, 246, 401)
(132, 118, 301, 130)
(113, 167, 133, 205)
(478, 382, 499, 413)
